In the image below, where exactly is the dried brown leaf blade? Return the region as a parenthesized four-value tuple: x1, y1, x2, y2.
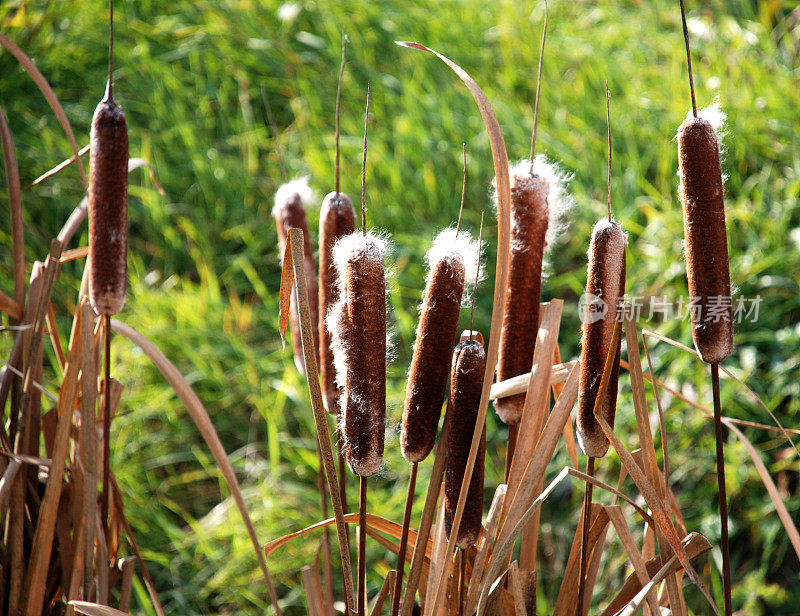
(476, 467, 570, 616)
(69, 602, 133, 616)
(642, 329, 798, 457)
(395, 41, 511, 616)
(288, 228, 355, 615)
(265, 512, 421, 558)
(599, 532, 712, 616)
(21, 299, 83, 616)
(0, 103, 25, 309)
(722, 418, 800, 561)
(0, 33, 86, 187)
(278, 239, 294, 349)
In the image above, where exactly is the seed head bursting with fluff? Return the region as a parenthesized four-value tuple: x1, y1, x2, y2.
(328, 231, 390, 477)
(272, 177, 319, 374)
(400, 227, 482, 463)
(493, 155, 574, 424)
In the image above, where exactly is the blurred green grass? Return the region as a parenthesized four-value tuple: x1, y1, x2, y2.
(1, 0, 799, 613)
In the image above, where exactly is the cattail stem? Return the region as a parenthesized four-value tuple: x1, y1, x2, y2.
(358, 476, 368, 616)
(107, 0, 114, 101)
(335, 30, 346, 195)
(606, 83, 612, 221)
(469, 212, 483, 343)
(360, 84, 370, 235)
(338, 442, 348, 514)
(316, 447, 334, 613)
(390, 462, 418, 616)
(711, 363, 732, 616)
(455, 143, 466, 237)
(101, 313, 112, 538)
(529, 0, 548, 171)
(577, 455, 595, 616)
(504, 424, 517, 483)
(458, 548, 466, 616)
(679, 0, 698, 118)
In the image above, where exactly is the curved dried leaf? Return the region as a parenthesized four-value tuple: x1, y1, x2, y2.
(25, 144, 89, 190)
(278, 240, 293, 348)
(395, 41, 511, 616)
(642, 329, 799, 457)
(287, 229, 355, 615)
(0, 103, 25, 308)
(128, 157, 167, 195)
(109, 319, 284, 616)
(566, 468, 654, 527)
(57, 197, 88, 247)
(722, 418, 800, 561)
(476, 467, 570, 616)
(599, 532, 712, 616)
(0, 33, 86, 187)
(265, 512, 421, 559)
(69, 602, 132, 616)
(593, 409, 718, 615)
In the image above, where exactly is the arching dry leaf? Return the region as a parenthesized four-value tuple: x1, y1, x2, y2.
(0, 33, 86, 187)
(395, 41, 511, 616)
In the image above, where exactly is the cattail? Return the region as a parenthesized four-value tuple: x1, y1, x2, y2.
(319, 193, 356, 413)
(576, 219, 626, 458)
(444, 337, 486, 549)
(494, 157, 571, 424)
(329, 231, 388, 477)
(273, 178, 319, 375)
(677, 4, 735, 613)
(401, 228, 480, 463)
(677, 107, 733, 365)
(89, 83, 129, 316)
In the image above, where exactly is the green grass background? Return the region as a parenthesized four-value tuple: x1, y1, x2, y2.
(1, 0, 799, 613)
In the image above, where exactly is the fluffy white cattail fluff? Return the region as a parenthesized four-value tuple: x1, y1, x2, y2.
(422, 227, 483, 314)
(678, 98, 728, 183)
(684, 99, 726, 135)
(424, 227, 482, 291)
(273, 176, 318, 374)
(271, 176, 315, 217)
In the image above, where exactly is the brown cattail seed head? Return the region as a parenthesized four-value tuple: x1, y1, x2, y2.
(89, 91, 129, 316)
(319, 191, 356, 414)
(444, 338, 486, 549)
(495, 168, 549, 424)
(494, 158, 572, 425)
(273, 178, 319, 375)
(577, 219, 626, 458)
(330, 232, 387, 477)
(401, 228, 480, 463)
(678, 114, 733, 364)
